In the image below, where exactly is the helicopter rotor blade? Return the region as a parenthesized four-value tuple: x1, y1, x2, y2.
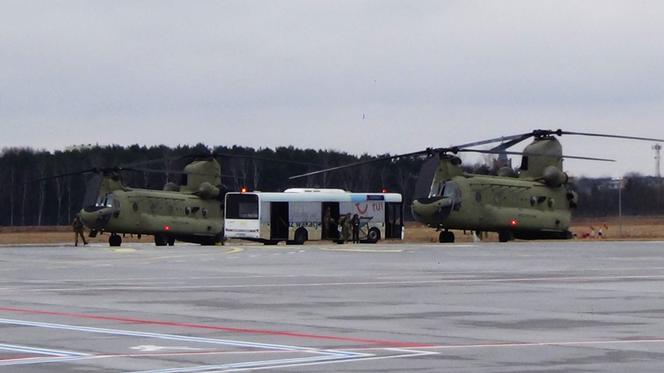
(555, 130, 664, 143)
(457, 148, 615, 162)
(288, 149, 432, 180)
(453, 133, 533, 149)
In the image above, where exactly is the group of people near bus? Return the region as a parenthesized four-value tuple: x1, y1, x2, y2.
(323, 207, 361, 243)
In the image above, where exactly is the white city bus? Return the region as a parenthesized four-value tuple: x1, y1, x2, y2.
(224, 189, 403, 244)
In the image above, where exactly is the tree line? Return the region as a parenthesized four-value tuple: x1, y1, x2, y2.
(0, 144, 661, 226)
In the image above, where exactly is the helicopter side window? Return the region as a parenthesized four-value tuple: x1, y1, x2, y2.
(442, 182, 460, 199)
(521, 156, 529, 171)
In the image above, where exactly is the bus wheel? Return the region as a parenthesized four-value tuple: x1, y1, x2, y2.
(293, 229, 307, 245)
(367, 228, 380, 243)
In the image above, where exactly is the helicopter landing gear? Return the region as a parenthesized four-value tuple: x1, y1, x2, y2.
(498, 230, 513, 243)
(439, 230, 455, 243)
(168, 237, 175, 246)
(109, 234, 122, 247)
(154, 234, 168, 246)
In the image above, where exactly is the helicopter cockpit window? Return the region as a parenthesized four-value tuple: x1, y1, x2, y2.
(429, 181, 444, 198)
(521, 156, 529, 171)
(95, 194, 114, 208)
(429, 181, 460, 200)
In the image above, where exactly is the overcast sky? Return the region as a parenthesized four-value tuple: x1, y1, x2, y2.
(2, 1, 664, 177)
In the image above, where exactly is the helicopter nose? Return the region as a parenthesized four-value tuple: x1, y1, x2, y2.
(79, 207, 112, 230)
(411, 197, 454, 224)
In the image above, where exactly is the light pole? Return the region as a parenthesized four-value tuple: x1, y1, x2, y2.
(618, 178, 622, 238)
(612, 177, 623, 238)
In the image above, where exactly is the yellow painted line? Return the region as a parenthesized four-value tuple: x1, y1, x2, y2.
(223, 247, 244, 254)
(320, 247, 402, 253)
(112, 248, 136, 253)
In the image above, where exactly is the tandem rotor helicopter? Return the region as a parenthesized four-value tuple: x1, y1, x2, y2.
(290, 129, 664, 243)
(41, 152, 318, 247)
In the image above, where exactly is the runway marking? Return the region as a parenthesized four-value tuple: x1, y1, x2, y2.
(0, 307, 429, 348)
(112, 248, 136, 253)
(414, 338, 664, 350)
(0, 317, 367, 355)
(0, 317, 377, 370)
(5, 273, 664, 293)
(130, 348, 437, 373)
(0, 342, 90, 367)
(223, 247, 244, 254)
(320, 247, 403, 253)
(0, 343, 88, 357)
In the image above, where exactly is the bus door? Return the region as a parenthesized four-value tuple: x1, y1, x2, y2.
(270, 202, 289, 240)
(321, 202, 340, 240)
(385, 202, 403, 239)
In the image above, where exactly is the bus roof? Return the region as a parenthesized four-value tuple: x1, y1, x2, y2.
(227, 191, 402, 203)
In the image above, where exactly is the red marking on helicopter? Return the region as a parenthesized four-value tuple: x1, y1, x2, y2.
(510, 219, 518, 226)
(163, 225, 171, 231)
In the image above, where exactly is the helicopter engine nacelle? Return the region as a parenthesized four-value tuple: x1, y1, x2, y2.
(197, 182, 220, 199)
(541, 166, 568, 187)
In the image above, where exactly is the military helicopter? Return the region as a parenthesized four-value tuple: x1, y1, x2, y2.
(42, 152, 319, 247)
(290, 129, 664, 243)
(46, 157, 229, 247)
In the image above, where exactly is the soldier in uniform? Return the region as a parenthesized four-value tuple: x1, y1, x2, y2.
(351, 214, 360, 243)
(72, 214, 88, 246)
(339, 213, 351, 243)
(323, 206, 337, 240)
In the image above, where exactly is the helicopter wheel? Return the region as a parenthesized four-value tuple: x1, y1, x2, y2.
(154, 234, 168, 246)
(109, 234, 122, 247)
(167, 237, 175, 246)
(498, 231, 513, 243)
(439, 230, 455, 243)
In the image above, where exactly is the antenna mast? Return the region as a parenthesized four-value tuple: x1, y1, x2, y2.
(654, 143, 662, 178)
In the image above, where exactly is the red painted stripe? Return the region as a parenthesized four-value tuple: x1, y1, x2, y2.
(0, 355, 43, 360)
(0, 307, 430, 348)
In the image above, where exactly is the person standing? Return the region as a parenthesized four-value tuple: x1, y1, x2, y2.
(351, 214, 360, 243)
(323, 206, 336, 240)
(72, 214, 88, 246)
(339, 214, 351, 243)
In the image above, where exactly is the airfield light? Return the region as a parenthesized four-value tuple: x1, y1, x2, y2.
(381, 188, 388, 193)
(241, 186, 248, 193)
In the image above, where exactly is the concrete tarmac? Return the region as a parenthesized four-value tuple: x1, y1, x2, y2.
(1, 240, 664, 372)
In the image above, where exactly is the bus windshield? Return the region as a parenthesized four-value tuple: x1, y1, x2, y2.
(226, 194, 259, 219)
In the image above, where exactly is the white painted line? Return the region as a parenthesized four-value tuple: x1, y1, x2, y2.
(4, 273, 664, 293)
(415, 339, 664, 350)
(0, 343, 88, 357)
(0, 317, 347, 353)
